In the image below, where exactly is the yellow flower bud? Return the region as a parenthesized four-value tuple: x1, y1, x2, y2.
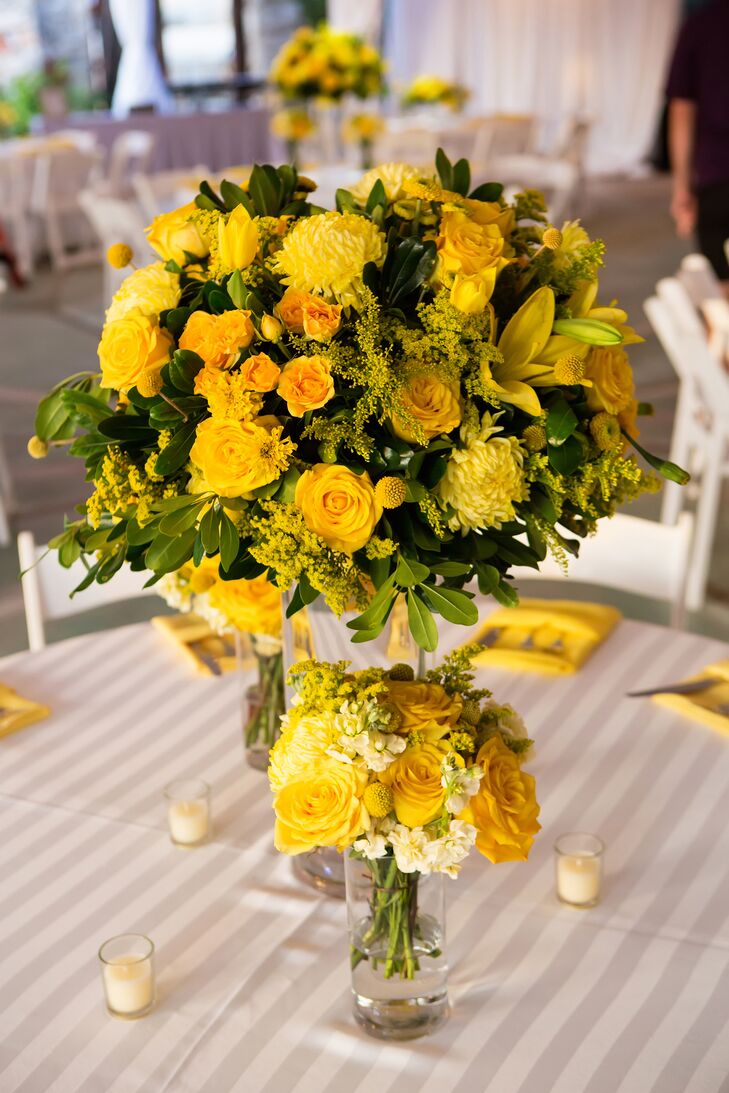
(554, 354, 586, 385)
(522, 424, 547, 451)
(137, 367, 165, 398)
(363, 781, 395, 819)
(106, 243, 133, 269)
(374, 476, 406, 509)
(261, 314, 283, 342)
(589, 411, 622, 450)
(542, 227, 563, 250)
(27, 435, 49, 459)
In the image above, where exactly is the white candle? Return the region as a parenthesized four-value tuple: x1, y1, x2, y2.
(103, 956, 154, 1016)
(557, 856, 601, 906)
(168, 799, 209, 846)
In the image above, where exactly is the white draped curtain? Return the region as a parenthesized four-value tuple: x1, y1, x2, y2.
(109, 0, 172, 118)
(328, 0, 681, 173)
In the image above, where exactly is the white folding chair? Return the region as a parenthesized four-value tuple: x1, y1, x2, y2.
(510, 512, 695, 629)
(78, 186, 154, 300)
(18, 530, 153, 652)
(107, 130, 156, 198)
(645, 279, 729, 610)
(677, 253, 729, 360)
(29, 146, 104, 270)
(131, 165, 209, 220)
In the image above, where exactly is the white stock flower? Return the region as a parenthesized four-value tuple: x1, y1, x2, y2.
(331, 700, 406, 771)
(353, 830, 388, 859)
(441, 760, 483, 814)
(421, 820, 477, 877)
(388, 824, 430, 873)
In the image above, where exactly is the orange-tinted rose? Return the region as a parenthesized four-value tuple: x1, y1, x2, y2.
(239, 352, 281, 392)
(278, 355, 334, 416)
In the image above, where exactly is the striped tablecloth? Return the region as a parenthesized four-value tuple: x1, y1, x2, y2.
(1, 617, 729, 1093)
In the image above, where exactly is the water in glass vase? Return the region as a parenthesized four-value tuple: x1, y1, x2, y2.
(240, 635, 285, 771)
(345, 853, 449, 1040)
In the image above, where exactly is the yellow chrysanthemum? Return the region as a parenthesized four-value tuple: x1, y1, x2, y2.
(271, 211, 385, 309)
(105, 263, 181, 323)
(437, 412, 527, 533)
(350, 162, 420, 205)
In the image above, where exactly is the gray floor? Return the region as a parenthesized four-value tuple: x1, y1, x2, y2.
(1, 172, 727, 656)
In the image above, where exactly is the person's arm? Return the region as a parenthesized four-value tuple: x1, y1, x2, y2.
(668, 98, 697, 238)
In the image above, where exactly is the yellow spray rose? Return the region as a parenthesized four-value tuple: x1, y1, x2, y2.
(190, 416, 292, 497)
(273, 758, 369, 853)
(98, 311, 173, 391)
(437, 209, 509, 280)
(383, 680, 462, 735)
(105, 263, 181, 323)
(179, 310, 255, 370)
(460, 735, 541, 864)
(295, 463, 382, 553)
(275, 287, 310, 332)
(146, 202, 208, 266)
(208, 573, 281, 637)
(239, 352, 281, 392)
(278, 355, 334, 416)
(450, 272, 492, 315)
(379, 741, 452, 827)
(584, 347, 635, 416)
(217, 204, 258, 273)
(390, 375, 462, 444)
(301, 296, 342, 341)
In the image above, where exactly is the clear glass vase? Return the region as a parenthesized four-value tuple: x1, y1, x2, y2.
(281, 592, 432, 900)
(345, 851, 449, 1040)
(240, 635, 285, 772)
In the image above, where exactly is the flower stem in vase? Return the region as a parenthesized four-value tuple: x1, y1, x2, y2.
(243, 637, 285, 771)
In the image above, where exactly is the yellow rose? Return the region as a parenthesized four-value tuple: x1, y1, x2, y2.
(146, 202, 208, 266)
(190, 416, 289, 497)
(273, 758, 369, 853)
(278, 355, 334, 417)
(179, 310, 255, 370)
(450, 272, 492, 315)
(217, 204, 258, 273)
(584, 347, 635, 415)
(275, 287, 313, 333)
(301, 296, 342, 342)
(437, 209, 509, 279)
(208, 573, 281, 637)
(379, 741, 452, 827)
(260, 314, 284, 342)
(460, 736, 541, 864)
(295, 463, 382, 553)
(98, 311, 173, 391)
(383, 680, 462, 735)
(269, 708, 340, 793)
(239, 352, 281, 392)
(390, 375, 462, 444)
(105, 263, 181, 323)
(462, 198, 515, 237)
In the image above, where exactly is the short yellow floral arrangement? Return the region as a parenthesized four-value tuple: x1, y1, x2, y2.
(269, 24, 385, 102)
(401, 75, 470, 112)
(33, 150, 686, 651)
(270, 648, 539, 979)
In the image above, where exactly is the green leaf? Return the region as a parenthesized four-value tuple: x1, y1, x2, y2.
(195, 193, 220, 212)
(428, 561, 471, 577)
(248, 164, 281, 216)
(547, 434, 583, 476)
(60, 388, 111, 426)
(159, 498, 206, 536)
(153, 419, 198, 476)
(199, 505, 221, 554)
(365, 178, 386, 215)
(347, 574, 397, 630)
(227, 269, 246, 309)
(476, 563, 500, 596)
(275, 466, 301, 503)
(493, 579, 519, 608)
(451, 158, 471, 196)
(220, 179, 255, 216)
(336, 187, 357, 213)
(530, 487, 558, 524)
(468, 181, 503, 202)
(406, 588, 438, 652)
(421, 584, 479, 625)
(126, 518, 157, 546)
(35, 392, 70, 440)
(435, 147, 453, 190)
(218, 509, 240, 571)
(285, 584, 306, 618)
(395, 555, 430, 587)
(546, 397, 578, 446)
(97, 415, 157, 444)
(162, 307, 192, 339)
(169, 350, 204, 394)
(198, 179, 226, 211)
(404, 480, 427, 502)
(145, 525, 197, 572)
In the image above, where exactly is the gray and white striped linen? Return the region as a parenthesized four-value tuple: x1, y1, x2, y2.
(1, 617, 729, 1092)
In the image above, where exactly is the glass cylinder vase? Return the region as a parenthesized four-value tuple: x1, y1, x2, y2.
(345, 851, 449, 1040)
(281, 591, 432, 900)
(239, 634, 286, 772)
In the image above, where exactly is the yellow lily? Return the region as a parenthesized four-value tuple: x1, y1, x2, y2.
(481, 285, 555, 416)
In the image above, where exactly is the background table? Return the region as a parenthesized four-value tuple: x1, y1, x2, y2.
(1, 615, 729, 1092)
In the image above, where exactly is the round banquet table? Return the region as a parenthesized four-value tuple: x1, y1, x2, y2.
(1, 613, 729, 1093)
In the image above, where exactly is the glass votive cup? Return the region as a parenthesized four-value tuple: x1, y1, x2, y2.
(555, 832, 604, 909)
(99, 934, 155, 1019)
(164, 779, 211, 847)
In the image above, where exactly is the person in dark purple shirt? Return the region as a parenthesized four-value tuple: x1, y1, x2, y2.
(666, 0, 729, 289)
